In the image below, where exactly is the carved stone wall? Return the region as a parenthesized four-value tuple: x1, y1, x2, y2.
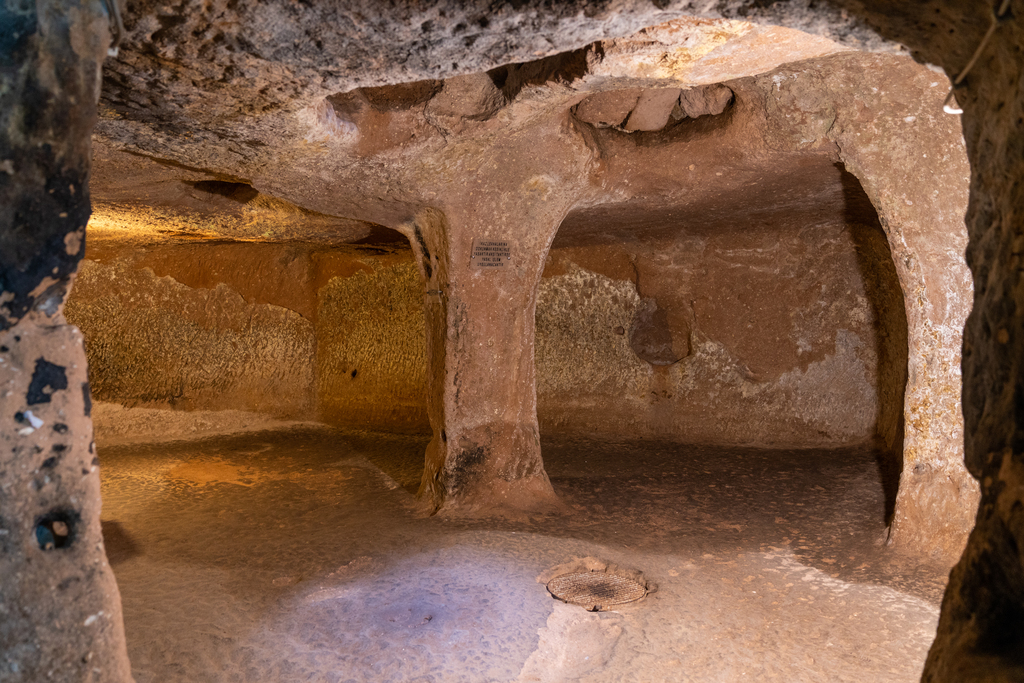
(5, 0, 1024, 679)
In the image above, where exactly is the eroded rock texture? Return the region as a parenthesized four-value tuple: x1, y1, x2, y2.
(64, 239, 429, 428)
(538, 205, 902, 450)
(814, 0, 1024, 677)
(914, 5, 1024, 680)
(316, 254, 428, 433)
(0, 1, 132, 680)
(67, 208, 901, 454)
(7, 0, 1024, 678)
(757, 53, 978, 563)
(87, 10, 976, 532)
(66, 244, 316, 417)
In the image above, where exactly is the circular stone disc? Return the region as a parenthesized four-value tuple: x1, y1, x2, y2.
(546, 572, 647, 611)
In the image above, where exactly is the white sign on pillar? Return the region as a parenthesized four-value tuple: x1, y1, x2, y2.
(471, 239, 513, 268)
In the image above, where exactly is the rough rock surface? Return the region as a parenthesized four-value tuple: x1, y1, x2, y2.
(753, 53, 978, 563)
(0, 2, 132, 681)
(69, 202, 897, 447)
(65, 239, 430, 429)
(7, 0, 1024, 679)
(910, 4, 1024, 680)
(79, 14, 983, 580)
(537, 215, 900, 450)
(67, 247, 315, 418)
(789, 0, 1024, 677)
(0, 321, 131, 682)
(87, 13, 878, 516)
(96, 0, 895, 166)
(402, 111, 594, 514)
(316, 257, 428, 433)
(89, 401, 313, 446)
(88, 142, 379, 244)
(88, 15, 972, 533)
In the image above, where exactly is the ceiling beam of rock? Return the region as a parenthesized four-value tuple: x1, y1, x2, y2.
(97, 0, 898, 136)
(92, 15, 855, 235)
(88, 145, 382, 245)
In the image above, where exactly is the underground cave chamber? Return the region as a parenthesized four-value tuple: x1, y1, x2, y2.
(3, 10, 997, 681)
(72, 22, 981, 552)
(71, 155, 909, 465)
(67, 151, 931, 681)
(64, 141, 954, 681)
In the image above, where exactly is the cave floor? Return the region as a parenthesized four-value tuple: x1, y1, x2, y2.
(98, 425, 949, 682)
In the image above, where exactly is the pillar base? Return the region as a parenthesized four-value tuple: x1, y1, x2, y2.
(888, 463, 980, 566)
(0, 318, 132, 682)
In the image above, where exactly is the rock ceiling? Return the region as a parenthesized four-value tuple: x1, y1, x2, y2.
(89, 15, 880, 247)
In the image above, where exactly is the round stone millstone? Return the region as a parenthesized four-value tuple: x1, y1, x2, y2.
(546, 571, 648, 611)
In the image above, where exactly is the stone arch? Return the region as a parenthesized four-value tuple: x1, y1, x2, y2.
(753, 51, 978, 563)
(835, 131, 976, 564)
(542, 94, 911, 459)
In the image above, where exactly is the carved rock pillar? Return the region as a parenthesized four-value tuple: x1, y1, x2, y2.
(823, 59, 979, 563)
(0, 1, 132, 681)
(408, 116, 593, 514)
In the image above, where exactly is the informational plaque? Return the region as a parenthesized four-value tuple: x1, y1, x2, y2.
(471, 238, 513, 268)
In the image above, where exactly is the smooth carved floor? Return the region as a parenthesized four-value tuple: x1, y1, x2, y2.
(98, 426, 948, 682)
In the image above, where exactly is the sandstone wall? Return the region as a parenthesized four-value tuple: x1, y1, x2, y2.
(315, 254, 428, 432)
(69, 221, 904, 449)
(66, 242, 317, 420)
(537, 220, 907, 448)
(66, 240, 429, 430)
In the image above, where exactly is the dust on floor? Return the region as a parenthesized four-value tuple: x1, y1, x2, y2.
(98, 426, 948, 682)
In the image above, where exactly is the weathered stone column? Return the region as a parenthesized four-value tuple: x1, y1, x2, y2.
(1, 1, 132, 681)
(406, 116, 593, 514)
(762, 53, 978, 564)
(821, 57, 979, 564)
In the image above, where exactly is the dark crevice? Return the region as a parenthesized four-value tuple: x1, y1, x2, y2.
(488, 43, 597, 102)
(188, 180, 259, 203)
